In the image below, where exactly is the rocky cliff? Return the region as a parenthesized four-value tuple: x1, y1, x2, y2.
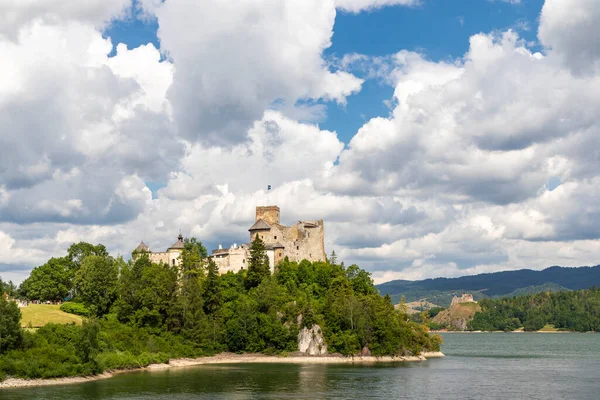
(298, 325, 327, 355)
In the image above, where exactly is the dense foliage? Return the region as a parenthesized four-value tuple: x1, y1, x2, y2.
(0, 296, 22, 354)
(18, 242, 110, 302)
(0, 237, 441, 381)
(468, 288, 600, 332)
(0, 278, 17, 298)
(60, 302, 91, 317)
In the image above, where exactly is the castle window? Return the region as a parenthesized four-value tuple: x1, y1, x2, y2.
(243, 259, 246, 263)
(172, 259, 175, 266)
(296, 246, 299, 250)
(274, 236, 277, 240)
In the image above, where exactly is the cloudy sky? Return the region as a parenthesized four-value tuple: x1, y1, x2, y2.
(1, 0, 599, 284)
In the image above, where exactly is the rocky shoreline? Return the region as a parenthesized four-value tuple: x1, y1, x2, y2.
(0, 351, 444, 389)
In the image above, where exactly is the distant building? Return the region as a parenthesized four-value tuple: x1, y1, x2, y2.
(450, 293, 476, 307)
(133, 233, 185, 267)
(210, 205, 326, 274)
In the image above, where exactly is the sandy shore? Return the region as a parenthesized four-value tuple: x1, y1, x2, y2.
(0, 351, 444, 389)
(0, 373, 114, 389)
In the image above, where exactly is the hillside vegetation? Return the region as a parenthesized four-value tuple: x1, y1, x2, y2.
(0, 237, 441, 382)
(376, 266, 600, 306)
(431, 303, 481, 331)
(468, 288, 600, 332)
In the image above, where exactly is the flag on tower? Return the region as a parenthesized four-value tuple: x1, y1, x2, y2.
(267, 185, 272, 191)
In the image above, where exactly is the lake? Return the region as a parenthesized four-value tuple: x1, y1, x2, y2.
(2, 333, 599, 399)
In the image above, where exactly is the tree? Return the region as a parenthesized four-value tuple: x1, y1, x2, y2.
(19, 257, 72, 301)
(74, 255, 120, 317)
(184, 237, 208, 260)
(245, 234, 271, 289)
(204, 259, 222, 315)
(180, 241, 205, 275)
(328, 250, 338, 265)
(67, 242, 108, 273)
(178, 248, 207, 337)
(0, 295, 22, 353)
(346, 264, 376, 295)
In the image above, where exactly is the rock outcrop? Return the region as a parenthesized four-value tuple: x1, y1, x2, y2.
(298, 324, 327, 355)
(432, 302, 481, 330)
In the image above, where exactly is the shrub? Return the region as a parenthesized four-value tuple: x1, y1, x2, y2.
(60, 302, 91, 317)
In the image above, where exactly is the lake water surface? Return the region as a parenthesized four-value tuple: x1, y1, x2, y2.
(3, 333, 599, 399)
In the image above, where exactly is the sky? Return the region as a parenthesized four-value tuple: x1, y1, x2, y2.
(1, 0, 600, 285)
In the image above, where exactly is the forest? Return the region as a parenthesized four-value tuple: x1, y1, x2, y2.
(468, 288, 600, 332)
(0, 236, 440, 381)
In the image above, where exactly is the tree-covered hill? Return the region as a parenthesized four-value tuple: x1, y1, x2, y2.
(0, 237, 440, 382)
(376, 265, 600, 306)
(468, 288, 600, 332)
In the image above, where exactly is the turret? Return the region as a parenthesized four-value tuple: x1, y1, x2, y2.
(256, 205, 280, 225)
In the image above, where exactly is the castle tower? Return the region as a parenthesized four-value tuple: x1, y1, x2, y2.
(256, 205, 280, 225)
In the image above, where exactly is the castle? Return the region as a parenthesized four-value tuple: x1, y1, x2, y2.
(133, 233, 185, 267)
(211, 206, 326, 273)
(133, 205, 326, 274)
(450, 293, 476, 307)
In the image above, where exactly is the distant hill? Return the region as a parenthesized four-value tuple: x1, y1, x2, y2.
(376, 265, 600, 307)
(497, 282, 569, 299)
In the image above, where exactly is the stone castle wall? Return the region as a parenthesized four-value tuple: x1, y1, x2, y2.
(147, 251, 181, 267)
(263, 221, 325, 265)
(450, 293, 475, 307)
(256, 206, 281, 225)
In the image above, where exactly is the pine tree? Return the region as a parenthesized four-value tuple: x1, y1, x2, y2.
(245, 234, 271, 289)
(204, 259, 222, 314)
(329, 250, 338, 265)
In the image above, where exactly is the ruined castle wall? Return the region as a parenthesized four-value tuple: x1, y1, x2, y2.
(272, 220, 325, 264)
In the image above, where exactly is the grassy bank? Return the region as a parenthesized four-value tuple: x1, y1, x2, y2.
(20, 305, 83, 328)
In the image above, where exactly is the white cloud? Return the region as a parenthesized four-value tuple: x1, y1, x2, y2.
(539, 0, 600, 74)
(335, 0, 418, 13)
(145, 0, 363, 144)
(0, 0, 131, 39)
(0, 19, 179, 224)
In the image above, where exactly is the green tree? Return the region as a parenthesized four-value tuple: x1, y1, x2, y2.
(184, 237, 208, 259)
(346, 264, 376, 295)
(178, 253, 207, 339)
(0, 278, 17, 298)
(0, 295, 22, 353)
(245, 234, 271, 289)
(328, 250, 338, 265)
(19, 257, 72, 301)
(134, 262, 180, 329)
(204, 259, 222, 315)
(74, 255, 120, 317)
(67, 242, 109, 273)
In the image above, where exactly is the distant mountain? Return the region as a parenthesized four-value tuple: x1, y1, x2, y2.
(376, 265, 600, 307)
(496, 282, 569, 299)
